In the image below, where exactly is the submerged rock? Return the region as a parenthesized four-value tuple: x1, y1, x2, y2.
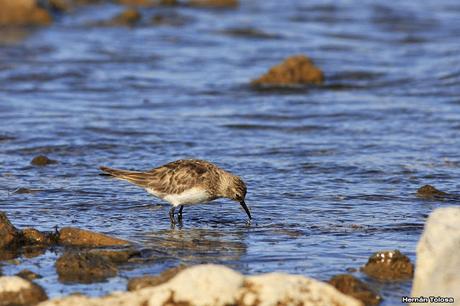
(39, 264, 362, 306)
(0, 276, 47, 305)
(329, 274, 382, 306)
(0, 212, 19, 249)
(127, 265, 187, 291)
(88, 248, 141, 264)
(16, 269, 42, 281)
(12, 187, 41, 194)
(362, 250, 413, 281)
(416, 184, 449, 199)
(221, 27, 280, 39)
(56, 252, 118, 283)
(252, 55, 324, 86)
(411, 207, 460, 304)
(31, 155, 57, 166)
(58, 227, 130, 247)
(188, 0, 238, 8)
(0, 0, 52, 26)
(97, 8, 142, 27)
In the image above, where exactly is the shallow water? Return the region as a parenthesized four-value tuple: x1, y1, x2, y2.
(1, 0, 460, 304)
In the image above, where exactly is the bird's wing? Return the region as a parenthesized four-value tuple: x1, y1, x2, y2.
(147, 160, 216, 195)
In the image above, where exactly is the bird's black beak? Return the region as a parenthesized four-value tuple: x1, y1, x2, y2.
(240, 200, 252, 220)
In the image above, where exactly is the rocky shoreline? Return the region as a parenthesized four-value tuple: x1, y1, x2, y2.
(1, 206, 458, 306)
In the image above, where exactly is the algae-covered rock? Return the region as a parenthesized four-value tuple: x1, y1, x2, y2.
(362, 250, 413, 281)
(329, 274, 382, 306)
(22, 228, 54, 246)
(416, 184, 448, 199)
(58, 227, 130, 247)
(31, 155, 57, 166)
(252, 55, 324, 86)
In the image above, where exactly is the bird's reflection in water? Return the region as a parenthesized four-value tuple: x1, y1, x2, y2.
(141, 228, 248, 265)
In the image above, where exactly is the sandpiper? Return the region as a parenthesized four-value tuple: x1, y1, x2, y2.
(99, 159, 251, 224)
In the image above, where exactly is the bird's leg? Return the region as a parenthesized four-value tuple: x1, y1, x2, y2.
(169, 206, 176, 224)
(178, 205, 184, 222)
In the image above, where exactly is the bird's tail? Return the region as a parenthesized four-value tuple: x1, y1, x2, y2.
(99, 166, 149, 187)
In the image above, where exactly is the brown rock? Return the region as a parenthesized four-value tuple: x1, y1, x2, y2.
(0, 276, 47, 306)
(111, 8, 141, 26)
(362, 250, 413, 281)
(188, 0, 238, 8)
(118, 0, 155, 6)
(22, 228, 53, 245)
(151, 12, 191, 27)
(0, 212, 18, 249)
(252, 55, 324, 86)
(416, 184, 448, 199)
(127, 265, 186, 291)
(30, 155, 57, 166)
(16, 269, 42, 281)
(222, 27, 280, 39)
(58, 227, 130, 247)
(12, 188, 41, 194)
(56, 252, 118, 283)
(88, 248, 141, 264)
(0, 0, 52, 26)
(329, 274, 382, 306)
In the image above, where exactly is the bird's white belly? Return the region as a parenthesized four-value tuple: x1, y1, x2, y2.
(148, 187, 211, 206)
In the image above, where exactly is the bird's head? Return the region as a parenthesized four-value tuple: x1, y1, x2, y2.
(223, 175, 251, 220)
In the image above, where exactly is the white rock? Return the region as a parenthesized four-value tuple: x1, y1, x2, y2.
(39, 264, 362, 306)
(238, 273, 363, 306)
(0, 276, 32, 292)
(147, 264, 244, 306)
(411, 207, 460, 305)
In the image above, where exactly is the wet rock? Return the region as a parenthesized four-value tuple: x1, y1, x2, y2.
(329, 274, 382, 306)
(221, 27, 280, 39)
(30, 155, 57, 166)
(151, 12, 191, 26)
(0, 276, 47, 305)
(0, 0, 52, 26)
(88, 248, 141, 264)
(411, 207, 460, 303)
(22, 246, 47, 259)
(118, 0, 156, 6)
(39, 264, 362, 306)
(252, 55, 324, 86)
(0, 212, 19, 249)
(16, 269, 42, 281)
(12, 187, 41, 194)
(188, 0, 238, 8)
(127, 265, 186, 291)
(106, 8, 142, 26)
(21, 228, 53, 246)
(362, 250, 413, 281)
(56, 251, 118, 283)
(58, 227, 130, 247)
(416, 184, 448, 199)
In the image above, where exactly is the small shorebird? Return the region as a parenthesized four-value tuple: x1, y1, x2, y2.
(99, 159, 251, 224)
